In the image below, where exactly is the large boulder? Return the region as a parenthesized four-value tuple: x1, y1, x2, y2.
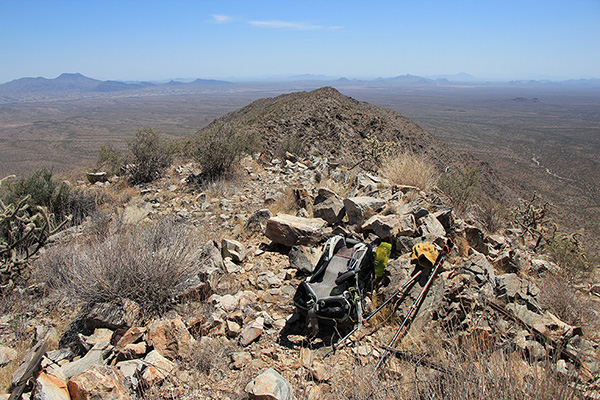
(67, 365, 130, 400)
(265, 214, 329, 247)
(245, 368, 293, 400)
(343, 197, 386, 226)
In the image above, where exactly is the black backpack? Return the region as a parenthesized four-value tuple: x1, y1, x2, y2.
(293, 235, 374, 335)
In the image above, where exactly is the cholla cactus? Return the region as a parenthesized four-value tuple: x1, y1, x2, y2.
(1, 176, 69, 284)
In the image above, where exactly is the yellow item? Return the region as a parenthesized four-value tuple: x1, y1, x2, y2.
(411, 242, 439, 269)
(374, 242, 392, 277)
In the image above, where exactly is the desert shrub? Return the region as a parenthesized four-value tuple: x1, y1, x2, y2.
(355, 132, 399, 171)
(332, 335, 577, 400)
(277, 134, 306, 159)
(471, 200, 508, 234)
(1, 169, 100, 228)
(437, 167, 480, 213)
(543, 230, 593, 284)
(96, 143, 124, 176)
(538, 272, 600, 336)
(37, 217, 208, 317)
(1, 172, 94, 283)
(380, 151, 439, 191)
(2, 168, 72, 223)
(127, 127, 174, 185)
(188, 124, 260, 183)
(63, 188, 103, 226)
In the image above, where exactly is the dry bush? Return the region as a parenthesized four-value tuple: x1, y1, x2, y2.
(538, 273, 600, 338)
(202, 171, 243, 200)
(127, 128, 174, 185)
(471, 200, 507, 234)
(380, 152, 439, 192)
(101, 179, 140, 209)
(437, 167, 481, 213)
(188, 123, 260, 184)
(35, 217, 208, 317)
(329, 332, 578, 400)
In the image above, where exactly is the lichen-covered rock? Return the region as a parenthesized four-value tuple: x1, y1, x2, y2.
(245, 209, 272, 233)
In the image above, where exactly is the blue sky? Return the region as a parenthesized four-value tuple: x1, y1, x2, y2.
(1, 0, 599, 83)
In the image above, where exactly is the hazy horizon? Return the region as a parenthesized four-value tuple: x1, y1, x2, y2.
(1, 0, 599, 84)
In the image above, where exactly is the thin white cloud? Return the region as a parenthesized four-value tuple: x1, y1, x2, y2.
(210, 14, 233, 24)
(248, 20, 341, 31)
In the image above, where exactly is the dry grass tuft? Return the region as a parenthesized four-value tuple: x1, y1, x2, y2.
(267, 188, 298, 216)
(380, 152, 439, 192)
(329, 331, 578, 400)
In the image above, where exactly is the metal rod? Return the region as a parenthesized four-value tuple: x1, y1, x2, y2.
(373, 240, 453, 373)
(325, 269, 424, 356)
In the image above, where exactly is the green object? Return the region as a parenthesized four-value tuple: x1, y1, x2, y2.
(374, 242, 392, 277)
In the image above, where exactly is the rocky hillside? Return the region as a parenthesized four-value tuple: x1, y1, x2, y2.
(193, 87, 512, 205)
(1, 149, 599, 399)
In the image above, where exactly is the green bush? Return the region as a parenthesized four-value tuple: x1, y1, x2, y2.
(127, 128, 174, 185)
(1, 175, 71, 284)
(96, 143, 124, 176)
(438, 167, 480, 213)
(2, 168, 71, 223)
(189, 124, 260, 183)
(544, 230, 592, 284)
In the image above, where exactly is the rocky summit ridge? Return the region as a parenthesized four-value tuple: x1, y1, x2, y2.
(2, 147, 599, 399)
(196, 87, 512, 206)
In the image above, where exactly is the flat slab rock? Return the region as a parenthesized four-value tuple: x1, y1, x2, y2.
(265, 214, 329, 247)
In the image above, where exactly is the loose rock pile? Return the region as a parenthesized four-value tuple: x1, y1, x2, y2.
(1, 153, 599, 399)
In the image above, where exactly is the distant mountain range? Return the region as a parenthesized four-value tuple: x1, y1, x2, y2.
(1, 72, 598, 102)
(0, 73, 234, 101)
